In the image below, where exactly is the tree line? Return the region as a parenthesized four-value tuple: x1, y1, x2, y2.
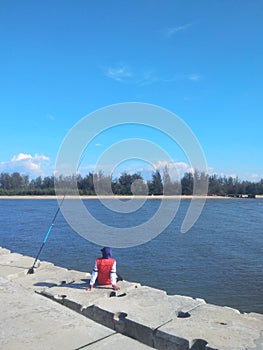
(0, 170, 263, 196)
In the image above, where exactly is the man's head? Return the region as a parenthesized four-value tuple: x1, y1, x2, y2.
(101, 247, 112, 259)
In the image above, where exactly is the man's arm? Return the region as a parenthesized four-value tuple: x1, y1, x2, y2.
(87, 260, 98, 291)
(110, 260, 120, 291)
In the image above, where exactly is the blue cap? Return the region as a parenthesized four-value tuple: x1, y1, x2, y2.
(101, 247, 112, 258)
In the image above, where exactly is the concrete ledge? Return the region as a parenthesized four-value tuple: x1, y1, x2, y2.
(77, 286, 205, 348)
(1, 247, 262, 350)
(0, 251, 53, 280)
(0, 247, 11, 255)
(0, 248, 153, 349)
(0, 275, 155, 349)
(17, 265, 90, 292)
(155, 303, 263, 350)
(0, 247, 90, 291)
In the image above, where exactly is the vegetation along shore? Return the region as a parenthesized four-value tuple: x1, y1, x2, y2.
(1, 170, 262, 197)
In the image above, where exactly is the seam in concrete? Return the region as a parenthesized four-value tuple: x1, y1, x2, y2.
(37, 290, 158, 348)
(38, 290, 206, 350)
(37, 287, 221, 350)
(73, 332, 118, 350)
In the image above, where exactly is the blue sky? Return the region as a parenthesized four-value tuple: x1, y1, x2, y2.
(0, 0, 262, 181)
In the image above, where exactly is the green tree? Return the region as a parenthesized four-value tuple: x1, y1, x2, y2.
(22, 175, 29, 190)
(162, 166, 181, 195)
(118, 172, 133, 195)
(193, 170, 209, 195)
(93, 171, 112, 195)
(130, 174, 147, 195)
(11, 172, 23, 189)
(0, 173, 12, 190)
(113, 172, 143, 195)
(148, 170, 163, 195)
(30, 176, 43, 189)
(245, 182, 256, 195)
(42, 176, 54, 189)
(255, 179, 263, 195)
(77, 173, 95, 195)
(181, 172, 193, 195)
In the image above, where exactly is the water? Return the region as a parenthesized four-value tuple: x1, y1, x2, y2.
(0, 198, 262, 314)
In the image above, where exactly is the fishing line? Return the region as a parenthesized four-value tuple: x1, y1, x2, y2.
(27, 147, 88, 274)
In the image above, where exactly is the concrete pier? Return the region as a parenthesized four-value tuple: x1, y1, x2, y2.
(0, 247, 262, 350)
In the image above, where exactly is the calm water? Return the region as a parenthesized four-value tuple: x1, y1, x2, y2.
(0, 198, 262, 314)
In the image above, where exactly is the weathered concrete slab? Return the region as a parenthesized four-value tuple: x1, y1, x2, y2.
(39, 279, 141, 311)
(87, 332, 155, 349)
(0, 276, 153, 350)
(0, 247, 11, 255)
(38, 283, 206, 348)
(0, 252, 53, 279)
(16, 265, 91, 292)
(1, 248, 262, 350)
(0, 251, 30, 263)
(88, 286, 204, 327)
(39, 280, 263, 349)
(81, 286, 206, 348)
(155, 303, 263, 350)
(0, 247, 92, 294)
(0, 275, 112, 350)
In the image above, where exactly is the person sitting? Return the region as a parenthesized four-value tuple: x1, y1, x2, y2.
(87, 247, 121, 291)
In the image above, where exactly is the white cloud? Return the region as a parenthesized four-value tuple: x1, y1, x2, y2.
(77, 159, 192, 181)
(11, 153, 31, 162)
(217, 172, 238, 180)
(164, 23, 192, 37)
(0, 153, 50, 177)
(105, 63, 201, 87)
(106, 66, 132, 82)
(152, 160, 194, 180)
(241, 173, 263, 182)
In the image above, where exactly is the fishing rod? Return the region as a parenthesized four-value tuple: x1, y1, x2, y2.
(27, 147, 88, 274)
(27, 195, 66, 274)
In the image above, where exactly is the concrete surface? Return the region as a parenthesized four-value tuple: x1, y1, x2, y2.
(0, 248, 153, 350)
(0, 247, 262, 350)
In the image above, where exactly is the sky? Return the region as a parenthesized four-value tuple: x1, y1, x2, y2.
(0, 0, 263, 182)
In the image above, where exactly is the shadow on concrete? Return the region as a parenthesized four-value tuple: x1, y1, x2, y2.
(34, 278, 89, 289)
(0, 263, 29, 270)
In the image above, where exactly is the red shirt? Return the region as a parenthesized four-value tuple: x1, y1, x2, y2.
(90, 257, 117, 286)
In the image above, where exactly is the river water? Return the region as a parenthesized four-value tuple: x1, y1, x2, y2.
(0, 197, 262, 313)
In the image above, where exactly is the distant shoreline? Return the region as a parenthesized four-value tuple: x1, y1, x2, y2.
(0, 195, 262, 200)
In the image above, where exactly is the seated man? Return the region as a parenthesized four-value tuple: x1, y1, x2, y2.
(87, 247, 120, 291)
